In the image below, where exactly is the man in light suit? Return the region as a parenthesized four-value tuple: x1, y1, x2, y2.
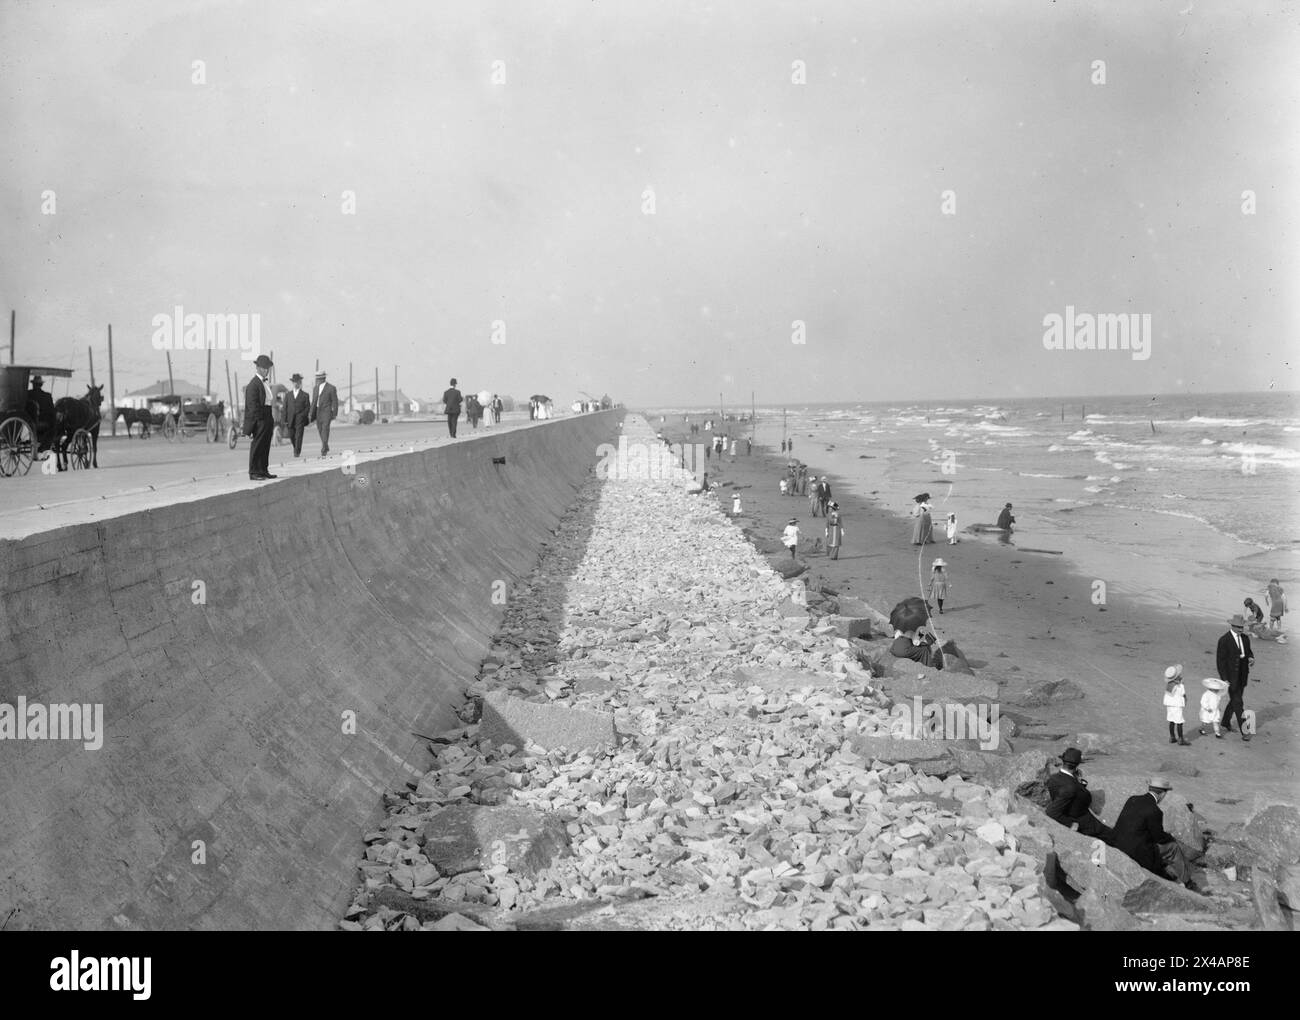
(309, 370, 339, 456)
(1112, 776, 1196, 889)
(243, 354, 276, 480)
(284, 373, 311, 457)
(1217, 614, 1255, 740)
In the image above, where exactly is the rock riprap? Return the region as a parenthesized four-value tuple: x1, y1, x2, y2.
(344, 417, 1083, 930)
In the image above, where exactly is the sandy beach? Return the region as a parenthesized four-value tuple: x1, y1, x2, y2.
(658, 412, 1299, 832)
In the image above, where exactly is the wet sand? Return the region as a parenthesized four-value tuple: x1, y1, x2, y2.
(652, 413, 1299, 830)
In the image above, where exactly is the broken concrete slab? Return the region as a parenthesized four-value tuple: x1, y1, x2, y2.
(1015, 678, 1086, 707)
(480, 689, 618, 754)
(422, 803, 571, 879)
(882, 666, 1000, 704)
(1243, 803, 1300, 869)
(1076, 888, 1141, 930)
(826, 615, 876, 640)
(950, 749, 1050, 795)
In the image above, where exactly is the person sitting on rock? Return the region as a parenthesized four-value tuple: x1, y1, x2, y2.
(888, 596, 943, 669)
(1045, 748, 1113, 841)
(1111, 776, 1198, 891)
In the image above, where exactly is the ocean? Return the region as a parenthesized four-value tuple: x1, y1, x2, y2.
(647, 391, 1299, 619)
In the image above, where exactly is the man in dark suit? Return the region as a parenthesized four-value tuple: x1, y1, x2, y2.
(1217, 614, 1255, 739)
(26, 374, 56, 453)
(284, 373, 311, 457)
(1045, 747, 1113, 840)
(309, 370, 338, 456)
(243, 354, 276, 480)
(442, 377, 462, 438)
(1112, 776, 1195, 888)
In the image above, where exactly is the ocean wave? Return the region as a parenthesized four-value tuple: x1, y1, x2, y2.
(1163, 493, 1187, 499)
(1186, 416, 1258, 426)
(1218, 442, 1300, 463)
(1100, 501, 1273, 550)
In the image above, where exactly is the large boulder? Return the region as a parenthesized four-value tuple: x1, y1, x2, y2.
(771, 557, 808, 579)
(480, 690, 618, 754)
(950, 749, 1051, 795)
(826, 615, 876, 640)
(846, 735, 964, 774)
(882, 664, 999, 704)
(422, 804, 570, 879)
(1075, 889, 1141, 931)
(1016, 678, 1086, 707)
(1243, 803, 1300, 869)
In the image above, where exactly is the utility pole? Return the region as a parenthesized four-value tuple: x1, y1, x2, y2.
(87, 346, 95, 385)
(8, 310, 13, 363)
(166, 351, 175, 398)
(225, 360, 233, 422)
(107, 325, 116, 436)
(206, 347, 212, 397)
(349, 361, 353, 416)
(374, 366, 379, 418)
(394, 365, 398, 415)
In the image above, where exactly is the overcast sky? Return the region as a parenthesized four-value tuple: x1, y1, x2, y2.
(1, 0, 1295, 407)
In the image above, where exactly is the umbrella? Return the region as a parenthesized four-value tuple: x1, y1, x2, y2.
(888, 597, 930, 634)
(913, 492, 931, 503)
(530, 394, 550, 403)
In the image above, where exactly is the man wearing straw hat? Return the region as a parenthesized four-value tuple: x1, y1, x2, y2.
(1112, 776, 1197, 889)
(1216, 614, 1255, 740)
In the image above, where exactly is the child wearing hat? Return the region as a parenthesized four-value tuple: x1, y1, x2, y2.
(1163, 665, 1189, 745)
(781, 518, 800, 560)
(1199, 677, 1226, 738)
(945, 512, 958, 545)
(929, 560, 950, 613)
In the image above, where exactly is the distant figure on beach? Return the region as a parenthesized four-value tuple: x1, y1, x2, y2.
(1199, 677, 1227, 738)
(493, 394, 503, 423)
(1216, 615, 1254, 740)
(732, 492, 741, 517)
(730, 439, 737, 457)
(929, 560, 950, 614)
(825, 502, 843, 560)
(310, 370, 338, 456)
(911, 500, 934, 545)
(779, 477, 787, 496)
(1266, 578, 1287, 636)
(465, 394, 481, 429)
(1111, 777, 1197, 890)
(442, 379, 462, 437)
(780, 439, 787, 453)
(818, 478, 832, 516)
(1242, 598, 1266, 636)
(996, 503, 1016, 531)
(946, 513, 958, 545)
(745, 437, 752, 456)
(798, 465, 809, 496)
(788, 438, 794, 453)
(1045, 748, 1113, 840)
(1163, 664, 1189, 746)
(782, 518, 800, 559)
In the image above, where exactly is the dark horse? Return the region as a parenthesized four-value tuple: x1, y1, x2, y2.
(114, 406, 152, 438)
(53, 385, 104, 470)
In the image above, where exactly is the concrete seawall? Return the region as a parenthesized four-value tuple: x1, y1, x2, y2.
(0, 411, 622, 930)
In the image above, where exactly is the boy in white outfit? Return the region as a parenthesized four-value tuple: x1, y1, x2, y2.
(782, 518, 800, 560)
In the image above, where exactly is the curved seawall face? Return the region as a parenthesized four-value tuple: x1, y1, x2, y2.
(0, 412, 622, 930)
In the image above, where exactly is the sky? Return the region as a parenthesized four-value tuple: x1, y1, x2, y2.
(1, 0, 1296, 407)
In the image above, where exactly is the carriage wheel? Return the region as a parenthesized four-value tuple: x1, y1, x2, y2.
(69, 429, 92, 470)
(0, 417, 35, 477)
(162, 414, 177, 441)
(227, 426, 238, 449)
(206, 412, 219, 443)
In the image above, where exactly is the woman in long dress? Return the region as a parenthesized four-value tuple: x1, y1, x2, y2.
(911, 501, 934, 545)
(825, 503, 844, 560)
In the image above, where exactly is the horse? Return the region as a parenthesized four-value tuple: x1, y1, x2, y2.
(114, 406, 152, 438)
(53, 385, 104, 470)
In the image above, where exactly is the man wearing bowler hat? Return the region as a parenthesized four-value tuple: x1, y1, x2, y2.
(1045, 747, 1113, 841)
(1112, 776, 1197, 890)
(284, 373, 310, 457)
(243, 354, 276, 480)
(309, 370, 338, 456)
(1216, 614, 1255, 740)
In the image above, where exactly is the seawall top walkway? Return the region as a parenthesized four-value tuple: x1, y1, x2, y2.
(0, 414, 576, 540)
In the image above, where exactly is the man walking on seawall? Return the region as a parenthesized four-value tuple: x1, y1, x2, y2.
(309, 371, 338, 456)
(1217, 614, 1255, 740)
(443, 378, 462, 438)
(285, 373, 310, 457)
(243, 354, 276, 480)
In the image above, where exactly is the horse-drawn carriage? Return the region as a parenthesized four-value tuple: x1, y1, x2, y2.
(138, 393, 227, 442)
(0, 365, 99, 476)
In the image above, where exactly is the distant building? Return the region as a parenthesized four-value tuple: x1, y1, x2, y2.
(349, 389, 415, 416)
(119, 378, 209, 410)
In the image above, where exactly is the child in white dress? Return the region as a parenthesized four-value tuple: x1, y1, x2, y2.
(1199, 678, 1225, 738)
(1163, 664, 1189, 745)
